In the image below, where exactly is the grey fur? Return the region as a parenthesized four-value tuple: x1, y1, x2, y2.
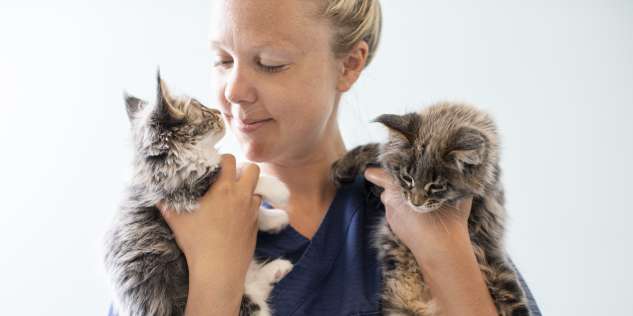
(332, 102, 531, 315)
(104, 73, 290, 316)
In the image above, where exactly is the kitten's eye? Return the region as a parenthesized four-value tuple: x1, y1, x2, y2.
(401, 174, 415, 189)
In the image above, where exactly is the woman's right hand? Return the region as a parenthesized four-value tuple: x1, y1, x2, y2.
(158, 154, 262, 295)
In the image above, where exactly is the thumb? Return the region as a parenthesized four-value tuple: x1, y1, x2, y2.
(453, 195, 474, 217)
(251, 194, 263, 209)
(364, 167, 395, 190)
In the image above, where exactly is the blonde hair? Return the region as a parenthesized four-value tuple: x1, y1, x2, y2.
(316, 0, 382, 68)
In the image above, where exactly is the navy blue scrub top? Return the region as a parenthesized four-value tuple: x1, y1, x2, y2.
(108, 176, 541, 316)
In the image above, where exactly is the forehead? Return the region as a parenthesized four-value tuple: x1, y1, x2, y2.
(209, 0, 327, 53)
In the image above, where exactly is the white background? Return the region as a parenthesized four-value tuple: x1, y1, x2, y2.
(1, 0, 631, 315)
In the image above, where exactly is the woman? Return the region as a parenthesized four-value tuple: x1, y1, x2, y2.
(113, 0, 541, 315)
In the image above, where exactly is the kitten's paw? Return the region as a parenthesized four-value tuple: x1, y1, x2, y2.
(258, 208, 289, 233)
(330, 159, 358, 188)
(254, 175, 289, 208)
(264, 259, 293, 284)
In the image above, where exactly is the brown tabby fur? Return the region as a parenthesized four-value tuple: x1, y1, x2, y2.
(331, 102, 530, 316)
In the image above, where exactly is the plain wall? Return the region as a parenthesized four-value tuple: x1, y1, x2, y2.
(1, 0, 631, 315)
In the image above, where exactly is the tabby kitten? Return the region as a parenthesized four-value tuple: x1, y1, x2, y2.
(332, 102, 530, 315)
(104, 73, 292, 316)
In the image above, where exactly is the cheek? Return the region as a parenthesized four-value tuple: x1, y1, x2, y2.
(267, 80, 335, 130)
(280, 98, 333, 139)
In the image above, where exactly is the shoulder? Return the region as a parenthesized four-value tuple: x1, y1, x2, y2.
(508, 259, 543, 316)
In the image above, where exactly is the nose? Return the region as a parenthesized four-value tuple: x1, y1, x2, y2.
(224, 64, 256, 106)
(410, 192, 425, 206)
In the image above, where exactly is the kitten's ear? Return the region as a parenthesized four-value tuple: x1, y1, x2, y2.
(155, 70, 186, 125)
(447, 127, 487, 172)
(124, 92, 146, 121)
(373, 113, 419, 143)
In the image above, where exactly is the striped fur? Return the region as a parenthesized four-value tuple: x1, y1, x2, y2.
(104, 73, 291, 316)
(332, 102, 530, 315)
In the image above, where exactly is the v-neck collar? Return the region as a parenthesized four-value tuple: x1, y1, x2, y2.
(263, 177, 366, 315)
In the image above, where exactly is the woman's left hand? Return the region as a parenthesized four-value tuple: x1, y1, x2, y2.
(364, 167, 473, 263)
(364, 167, 499, 316)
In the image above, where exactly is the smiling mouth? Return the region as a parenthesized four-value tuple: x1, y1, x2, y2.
(223, 113, 270, 123)
(224, 113, 273, 133)
(241, 118, 272, 125)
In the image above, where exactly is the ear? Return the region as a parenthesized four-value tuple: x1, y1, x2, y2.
(373, 113, 419, 143)
(154, 70, 185, 125)
(336, 40, 369, 93)
(124, 92, 146, 121)
(447, 127, 487, 172)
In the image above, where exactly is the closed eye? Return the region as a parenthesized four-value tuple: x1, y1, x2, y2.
(212, 59, 287, 73)
(213, 60, 233, 68)
(257, 60, 287, 73)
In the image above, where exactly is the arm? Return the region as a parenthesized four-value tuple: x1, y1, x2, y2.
(159, 155, 262, 316)
(511, 259, 543, 316)
(409, 217, 498, 316)
(184, 259, 245, 316)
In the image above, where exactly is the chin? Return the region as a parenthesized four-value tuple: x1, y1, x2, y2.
(241, 141, 274, 163)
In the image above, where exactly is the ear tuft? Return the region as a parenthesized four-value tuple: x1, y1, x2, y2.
(154, 71, 186, 125)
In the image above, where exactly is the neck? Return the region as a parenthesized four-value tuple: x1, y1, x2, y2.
(260, 130, 346, 203)
(259, 126, 347, 238)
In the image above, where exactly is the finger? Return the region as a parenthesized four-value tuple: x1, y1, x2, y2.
(454, 195, 473, 214)
(251, 194, 263, 210)
(238, 163, 261, 193)
(235, 162, 248, 178)
(380, 187, 403, 208)
(217, 154, 237, 182)
(380, 191, 389, 205)
(364, 167, 395, 190)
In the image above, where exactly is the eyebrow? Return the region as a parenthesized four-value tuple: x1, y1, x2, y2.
(210, 39, 303, 55)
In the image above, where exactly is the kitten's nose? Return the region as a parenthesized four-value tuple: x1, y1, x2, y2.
(410, 193, 425, 206)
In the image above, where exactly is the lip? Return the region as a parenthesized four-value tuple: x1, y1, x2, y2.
(225, 114, 272, 133)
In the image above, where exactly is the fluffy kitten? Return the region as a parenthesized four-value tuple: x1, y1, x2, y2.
(104, 73, 292, 316)
(332, 102, 530, 315)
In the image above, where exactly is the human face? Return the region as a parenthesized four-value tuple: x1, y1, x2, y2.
(210, 0, 342, 164)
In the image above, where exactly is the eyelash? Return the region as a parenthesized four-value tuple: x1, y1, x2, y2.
(258, 62, 286, 73)
(212, 60, 287, 73)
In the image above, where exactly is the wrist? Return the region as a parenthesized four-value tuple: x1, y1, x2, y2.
(187, 256, 247, 296)
(409, 223, 472, 269)
(410, 232, 498, 316)
(186, 263, 244, 316)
